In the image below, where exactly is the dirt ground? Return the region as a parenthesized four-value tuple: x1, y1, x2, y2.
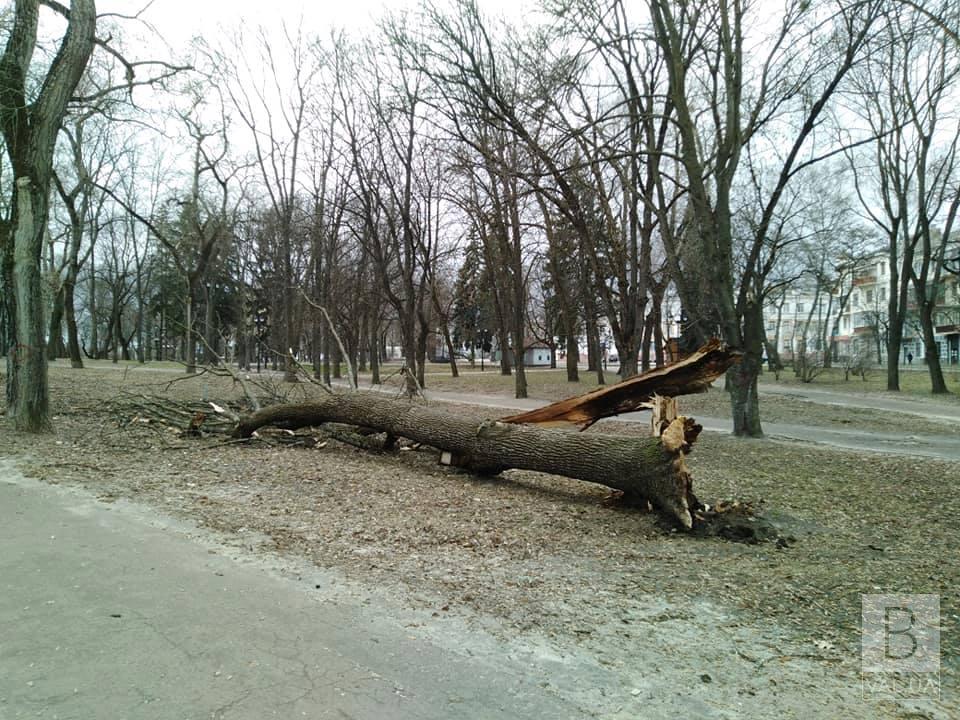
(1, 363, 956, 718)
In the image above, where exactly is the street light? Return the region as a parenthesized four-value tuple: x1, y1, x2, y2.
(254, 306, 268, 373)
(479, 328, 488, 371)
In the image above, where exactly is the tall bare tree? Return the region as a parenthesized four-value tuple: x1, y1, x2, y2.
(0, 0, 96, 431)
(648, 0, 883, 435)
(848, 3, 960, 393)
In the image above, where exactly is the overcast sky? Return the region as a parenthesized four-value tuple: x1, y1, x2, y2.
(107, 0, 527, 56)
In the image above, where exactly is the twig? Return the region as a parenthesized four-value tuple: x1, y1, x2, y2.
(194, 332, 261, 412)
(285, 354, 334, 395)
(299, 290, 357, 390)
(402, 367, 428, 403)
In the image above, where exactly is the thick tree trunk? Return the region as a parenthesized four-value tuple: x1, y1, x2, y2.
(728, 300, 764, 437)
(565, 333, 579, 382)
(9, 178, 51, 431)
(499, 336, 512, 376)
(235, 393, 703, 529)
(918, 300, 948, 394)
(1, 0, 96, 430)
(47, 285, 66, 360)
(63, 274, 83, 368)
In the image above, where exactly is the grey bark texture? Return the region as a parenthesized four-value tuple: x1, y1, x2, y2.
(234, 393, 703, 529)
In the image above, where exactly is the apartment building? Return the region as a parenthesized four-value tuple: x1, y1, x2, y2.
(771, 253, 960, 365)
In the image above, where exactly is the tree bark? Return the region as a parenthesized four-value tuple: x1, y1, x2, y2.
(918, 298, 948, 394)
(234, 393, 703, 529)
(47, 285, 66, 360)
(1, 0, 97, 430)
(10, 177, 52, 430)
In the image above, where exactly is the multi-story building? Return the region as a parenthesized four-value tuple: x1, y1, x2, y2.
(765, 285, 832, 361)
(789, 253, 960, 366)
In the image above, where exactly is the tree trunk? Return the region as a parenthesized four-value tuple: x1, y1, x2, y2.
(234, 393, 703, 529)
(565, 333, 579, 382)
(63, 273, 83, 368)
(47, 285, 66, 360)
(442, 324, 459, 378)
(728, 299, 764, 437)
(184, 291, 197, 374)
(369, 319, 381, 385)
(9, 178, 52, 431)
(918, 299, 948, 394)
(499, 335, 512, 376)
(1, 0, 96, 430)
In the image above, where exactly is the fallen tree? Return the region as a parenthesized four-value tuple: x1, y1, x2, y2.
(233, 341, 741, 529)
(235, 392, 704, 528)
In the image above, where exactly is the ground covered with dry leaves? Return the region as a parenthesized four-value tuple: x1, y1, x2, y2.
(1, 363, 956, 718)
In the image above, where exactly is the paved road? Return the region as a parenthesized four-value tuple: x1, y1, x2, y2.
(758, 383, 960, 422)
(0, 468, 584, 720)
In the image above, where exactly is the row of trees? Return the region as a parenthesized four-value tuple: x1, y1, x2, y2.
(2, 0, 959, 436)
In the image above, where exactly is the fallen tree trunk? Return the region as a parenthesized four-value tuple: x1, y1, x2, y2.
(234, 393, 704, 528)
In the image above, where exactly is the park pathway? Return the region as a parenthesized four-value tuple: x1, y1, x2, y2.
(0, 465, 584, 720)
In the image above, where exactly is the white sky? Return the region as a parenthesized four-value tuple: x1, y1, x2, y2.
(102, 0, 529, 56)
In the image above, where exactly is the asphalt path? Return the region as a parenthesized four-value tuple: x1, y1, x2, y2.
(0, 466, 585, 720)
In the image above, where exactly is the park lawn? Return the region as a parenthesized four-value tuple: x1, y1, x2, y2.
(757, 364, 960, 398)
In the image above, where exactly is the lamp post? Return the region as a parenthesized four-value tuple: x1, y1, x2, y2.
(480, 328, 487, 371)
(254, 307, 268, 373)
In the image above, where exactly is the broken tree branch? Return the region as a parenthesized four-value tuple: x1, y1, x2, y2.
(501, 339, 740, 429)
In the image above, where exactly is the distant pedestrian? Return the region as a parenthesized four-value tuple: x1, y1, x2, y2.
(907, 352, 913, 365)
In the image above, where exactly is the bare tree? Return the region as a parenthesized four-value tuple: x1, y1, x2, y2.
(648, 0, 884, 435)
(847, 2, 960, 393)
(212, 26, 319, 382)
(337, 29, 439, 396)
(50, 106, 119, 367)
(0, 0, 97, 430)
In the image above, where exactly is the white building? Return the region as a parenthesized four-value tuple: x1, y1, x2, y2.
(771, 253, 960, 366)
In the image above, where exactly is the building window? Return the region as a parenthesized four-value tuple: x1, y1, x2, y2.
(879, 287, 886, 302)
(866, 289, 874, 304)
(852, 291, 860, 306)
(796, 302, 804, 313)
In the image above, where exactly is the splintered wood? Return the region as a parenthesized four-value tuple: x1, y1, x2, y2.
(500, 339, 739, 430)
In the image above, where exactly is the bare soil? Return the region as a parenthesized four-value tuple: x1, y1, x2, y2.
(1, 363, 956, 718)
